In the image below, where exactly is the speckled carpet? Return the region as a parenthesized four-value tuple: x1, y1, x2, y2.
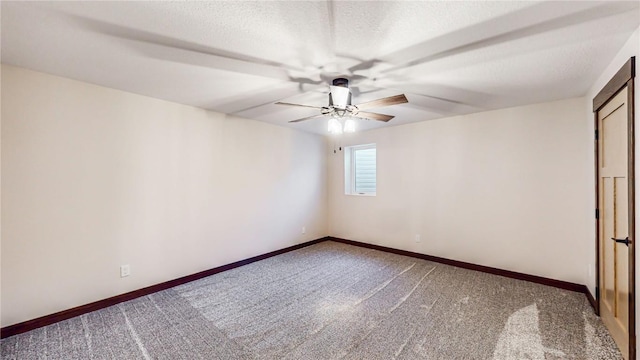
(1, 241, 622, 359)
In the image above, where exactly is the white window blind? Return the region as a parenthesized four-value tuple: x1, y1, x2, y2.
(345, 144, 376, 195)
(354, 147, 376, 194)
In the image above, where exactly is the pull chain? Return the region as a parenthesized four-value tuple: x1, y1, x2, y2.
(332, 138, 343, 154)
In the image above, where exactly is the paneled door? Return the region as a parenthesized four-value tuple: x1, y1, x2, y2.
(598, 85, 633, 360)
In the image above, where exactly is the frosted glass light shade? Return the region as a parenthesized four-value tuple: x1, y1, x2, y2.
(328, 118, 342, 134)
(343, 119, 356, 133)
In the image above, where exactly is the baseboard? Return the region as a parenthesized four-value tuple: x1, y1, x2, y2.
(2, 235, 597, 339)
(328, 237, 588, 293)
(1, 237, 329, 339)
(585, 287, 599, 315)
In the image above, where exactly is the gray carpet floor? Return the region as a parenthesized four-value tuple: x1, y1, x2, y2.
(1, 241, 622, 359)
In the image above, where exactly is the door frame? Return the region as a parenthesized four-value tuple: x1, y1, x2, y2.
(594, 56, 636, 359)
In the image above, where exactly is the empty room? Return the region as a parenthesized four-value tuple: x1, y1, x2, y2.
(1, 1, 640, 359)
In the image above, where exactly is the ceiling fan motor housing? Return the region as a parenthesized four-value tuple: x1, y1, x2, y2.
(329, 77, 351, 110)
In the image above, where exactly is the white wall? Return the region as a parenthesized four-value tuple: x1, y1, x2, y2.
(328, 97, 590, 284)
(0, 65, 328, 327)
(585, 26, 639, 338)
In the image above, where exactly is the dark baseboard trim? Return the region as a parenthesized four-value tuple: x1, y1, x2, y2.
(586, 288, 598, 314)
(1, 237, 329, 339)
(328, 237, 587, 293)
(2, 235, 598, 339)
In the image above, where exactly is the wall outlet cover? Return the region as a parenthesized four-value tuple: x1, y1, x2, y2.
(120, 264, 131, 278)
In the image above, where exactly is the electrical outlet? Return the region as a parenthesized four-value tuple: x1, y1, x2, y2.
(302, 226, 306, 234)
(415, 234, 421, 243)
(120, 264, 131, 278)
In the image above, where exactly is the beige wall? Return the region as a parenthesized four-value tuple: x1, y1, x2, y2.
(0, 65, 328, 327)
(328, 97, 591, 284)
(584, 26, 639, 333)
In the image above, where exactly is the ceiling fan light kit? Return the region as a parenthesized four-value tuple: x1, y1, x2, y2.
(328, 118, 356, 135)
(275, 77, 409, 134)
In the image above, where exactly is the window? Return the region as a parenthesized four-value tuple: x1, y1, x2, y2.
(345, 144, 376, 195)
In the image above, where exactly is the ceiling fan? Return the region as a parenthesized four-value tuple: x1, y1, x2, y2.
(275, 78, 408, 130)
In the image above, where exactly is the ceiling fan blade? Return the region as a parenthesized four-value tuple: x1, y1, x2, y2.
(355, 94, 408, 110)
(289, 114, 326, 123)
(70, 15, 317, 85)
(354, 111, 394, 122)
(348, 59, 383, 73)
(275, 102, 323, 109)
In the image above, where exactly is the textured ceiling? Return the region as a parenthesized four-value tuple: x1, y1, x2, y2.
(2, 1, 639, 135)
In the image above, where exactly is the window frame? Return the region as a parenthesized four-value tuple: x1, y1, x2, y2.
(344, 143, 377, 196)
